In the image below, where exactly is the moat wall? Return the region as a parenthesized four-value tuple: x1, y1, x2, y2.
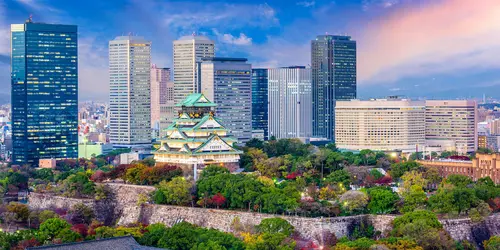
(27, 183, 500, 244)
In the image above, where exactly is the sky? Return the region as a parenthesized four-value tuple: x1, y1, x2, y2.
(0, 0, 500, 102)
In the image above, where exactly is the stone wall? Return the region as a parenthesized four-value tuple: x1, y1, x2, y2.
(27, 183, 500, 246)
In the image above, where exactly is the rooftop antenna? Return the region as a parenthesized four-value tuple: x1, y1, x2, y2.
(128, 32, 132, 36)
(26, 14, 33, 23)
(192, 31, 196, 36)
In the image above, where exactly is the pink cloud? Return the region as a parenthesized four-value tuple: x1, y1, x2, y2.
(358, 0, 500, 83)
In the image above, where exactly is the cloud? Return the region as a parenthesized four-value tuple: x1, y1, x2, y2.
(220, 33, 252, 46)
(78, 36, 108, 101)
(297, 1, 316, 8)
(15, 0, 61, 13)
(0, 0, 10, 56)
(358, 0, 500, 84)
(149, 1, 278, 34)
(363, 0, 400, 11)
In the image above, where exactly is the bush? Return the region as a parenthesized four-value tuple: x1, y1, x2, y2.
(6, 202, 30, 223)
(68, 203, 94, 225)
(484, 236, 500, 250)
(339, 191, 369, 214)
(39, 218, 72, 239)
(256, 218, 294, 236)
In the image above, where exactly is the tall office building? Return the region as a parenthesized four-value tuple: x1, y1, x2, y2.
(150, 65, 171, 129)
(109, 36, 151, 148)
(251, 69, 269, 140)
(201, 58, 252, 144)
(11, 20, 78, 165)
(311, 35, 356, 141)
(425, 100, 477, 154)
(335, 98, 426, 152)
(173, 35, 215, 103)
(268, 67, 312, 139)
(159, 80, 175, 138)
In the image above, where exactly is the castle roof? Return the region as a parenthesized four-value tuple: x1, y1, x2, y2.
(176, 93, 217, 107)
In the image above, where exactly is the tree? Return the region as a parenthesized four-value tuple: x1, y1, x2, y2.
(451, 187, 478, 214)
(400, 171, 427, 195)
(245, 138, 265, 149)
(469, 201, 492, 223)
(139, 223, 167, 247)
(446, 174, 473, 187)
(400, 185, 427, 213)
(210, 193, 226, 209)
(256, 218, 294, 236)
(200, 165, 230, 180)
(339, 190, 369, 214)
(326, 169, 351, 188)
(157, 177, 192, 206)
(367, 187, 399, 214)
(61, 172, 96, 198)
(484, 236, 500, 250)
(6, 202, 30, 223)
(56, 228, 82, 243)
(68, 203, 94, 225)
(39, 218, 72, 239)
(389, 161, 422, 180)
(38, 210, 59, 224)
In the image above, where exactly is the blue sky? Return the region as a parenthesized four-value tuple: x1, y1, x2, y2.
(0, 0, 499, 102)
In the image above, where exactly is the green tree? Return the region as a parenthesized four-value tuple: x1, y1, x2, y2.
(390, 161, 422, 180)
(200, 165, 230, 180)
(139, 223, 167, 246)
(38, 210, 59, 224)
(367, 187, 399, 214)
(6, 202, 30, 223)
(339, 190, 369, 214)
(39, 218, 72, 239)
(68, 203, 94, 225)
(157, 177, 192, 206)
(446, 174, 473, 187)
(400, 185, 427, 213)
(256, 218, 294, 236)
(326, 169, 351, 188)
(484, 236, 500, 250)
(61, 172, 96, 198)
(56, 228, 82, 243)
(451, 187, 478, 214)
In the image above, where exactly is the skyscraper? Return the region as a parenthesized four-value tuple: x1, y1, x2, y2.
(311, 35, 356, 141)
(425, 100, 477, 154)
(109, 36, 151, 148)
(173, 35, 215, 103)
(201, 58, 252, 144)
(251, 69, 269, 140)
(268, 67, 312, 139)
(11, 20, 78, 165)
(150, 65, 171, 129)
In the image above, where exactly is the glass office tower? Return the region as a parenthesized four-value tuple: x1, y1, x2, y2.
(11, 20, 78, 165)
(311, 35, 356, 141)
(251, 69, 268, 140)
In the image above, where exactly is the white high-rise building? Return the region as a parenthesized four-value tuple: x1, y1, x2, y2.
(335, 98, 426, 152)
(268, 67, 312, 139)
(425, 100, 477, 154)
(109, 36, 152, 148)
(201, 58, 252, 144)
(150, 65, 171, 129)
(173, 35, 215, 103)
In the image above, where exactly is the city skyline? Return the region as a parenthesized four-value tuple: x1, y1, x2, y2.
(0, 0, 499, 103)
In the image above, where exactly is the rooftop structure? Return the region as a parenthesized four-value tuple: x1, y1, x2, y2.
(154, 93, 242, 178)
(27, 236, 161, 250)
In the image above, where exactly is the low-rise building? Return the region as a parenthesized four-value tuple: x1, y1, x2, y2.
(39, 159, 56, 169)
(418, 153, 500, 184)
(78, 142, 114, 159)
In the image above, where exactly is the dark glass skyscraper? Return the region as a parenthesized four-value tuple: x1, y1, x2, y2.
(251, 69, 268, 140)
(11, 20, 78, 165)
(311, 35, 356, 141)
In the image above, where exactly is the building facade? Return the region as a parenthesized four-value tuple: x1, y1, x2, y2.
(418, 153, 500, 184)
(201, 58, 252, 144)
(311, 35, 357, 141)
(150, 65, 171, 129)
(268, 67, 312, 139)
(335, 98, 426, 152)
(109, 36, 151, 148)
(425, 100, 477, 154)
(154, 94, 242, 178)
(251, 69, 269, 140)
(11, 21, 78, 165)
(173, 35, 215, 104)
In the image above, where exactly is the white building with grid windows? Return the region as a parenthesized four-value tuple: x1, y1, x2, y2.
(109, 36, 151, 148)
(335, 98, 426, 152)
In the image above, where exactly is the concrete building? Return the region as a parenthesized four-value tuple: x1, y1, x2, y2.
(11, 21, 78, 165)
(311, 35, 357, 141)
(109, 36, 151, 148)
(201, 58, 252, 144)
(425, 100, 477, 154)
(173, 35, 215, 104)
(335, 98, 426, 152)
(268, 66, 312, 139)
(150, 65, 171, 129)
(39, 159, 57, 169)
(251, 69, 269, 140)
(78, 142, 114, 159)
(418, 153, 500, 184)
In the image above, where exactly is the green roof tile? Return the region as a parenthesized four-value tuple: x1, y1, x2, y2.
(176, 93, 217, 107)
